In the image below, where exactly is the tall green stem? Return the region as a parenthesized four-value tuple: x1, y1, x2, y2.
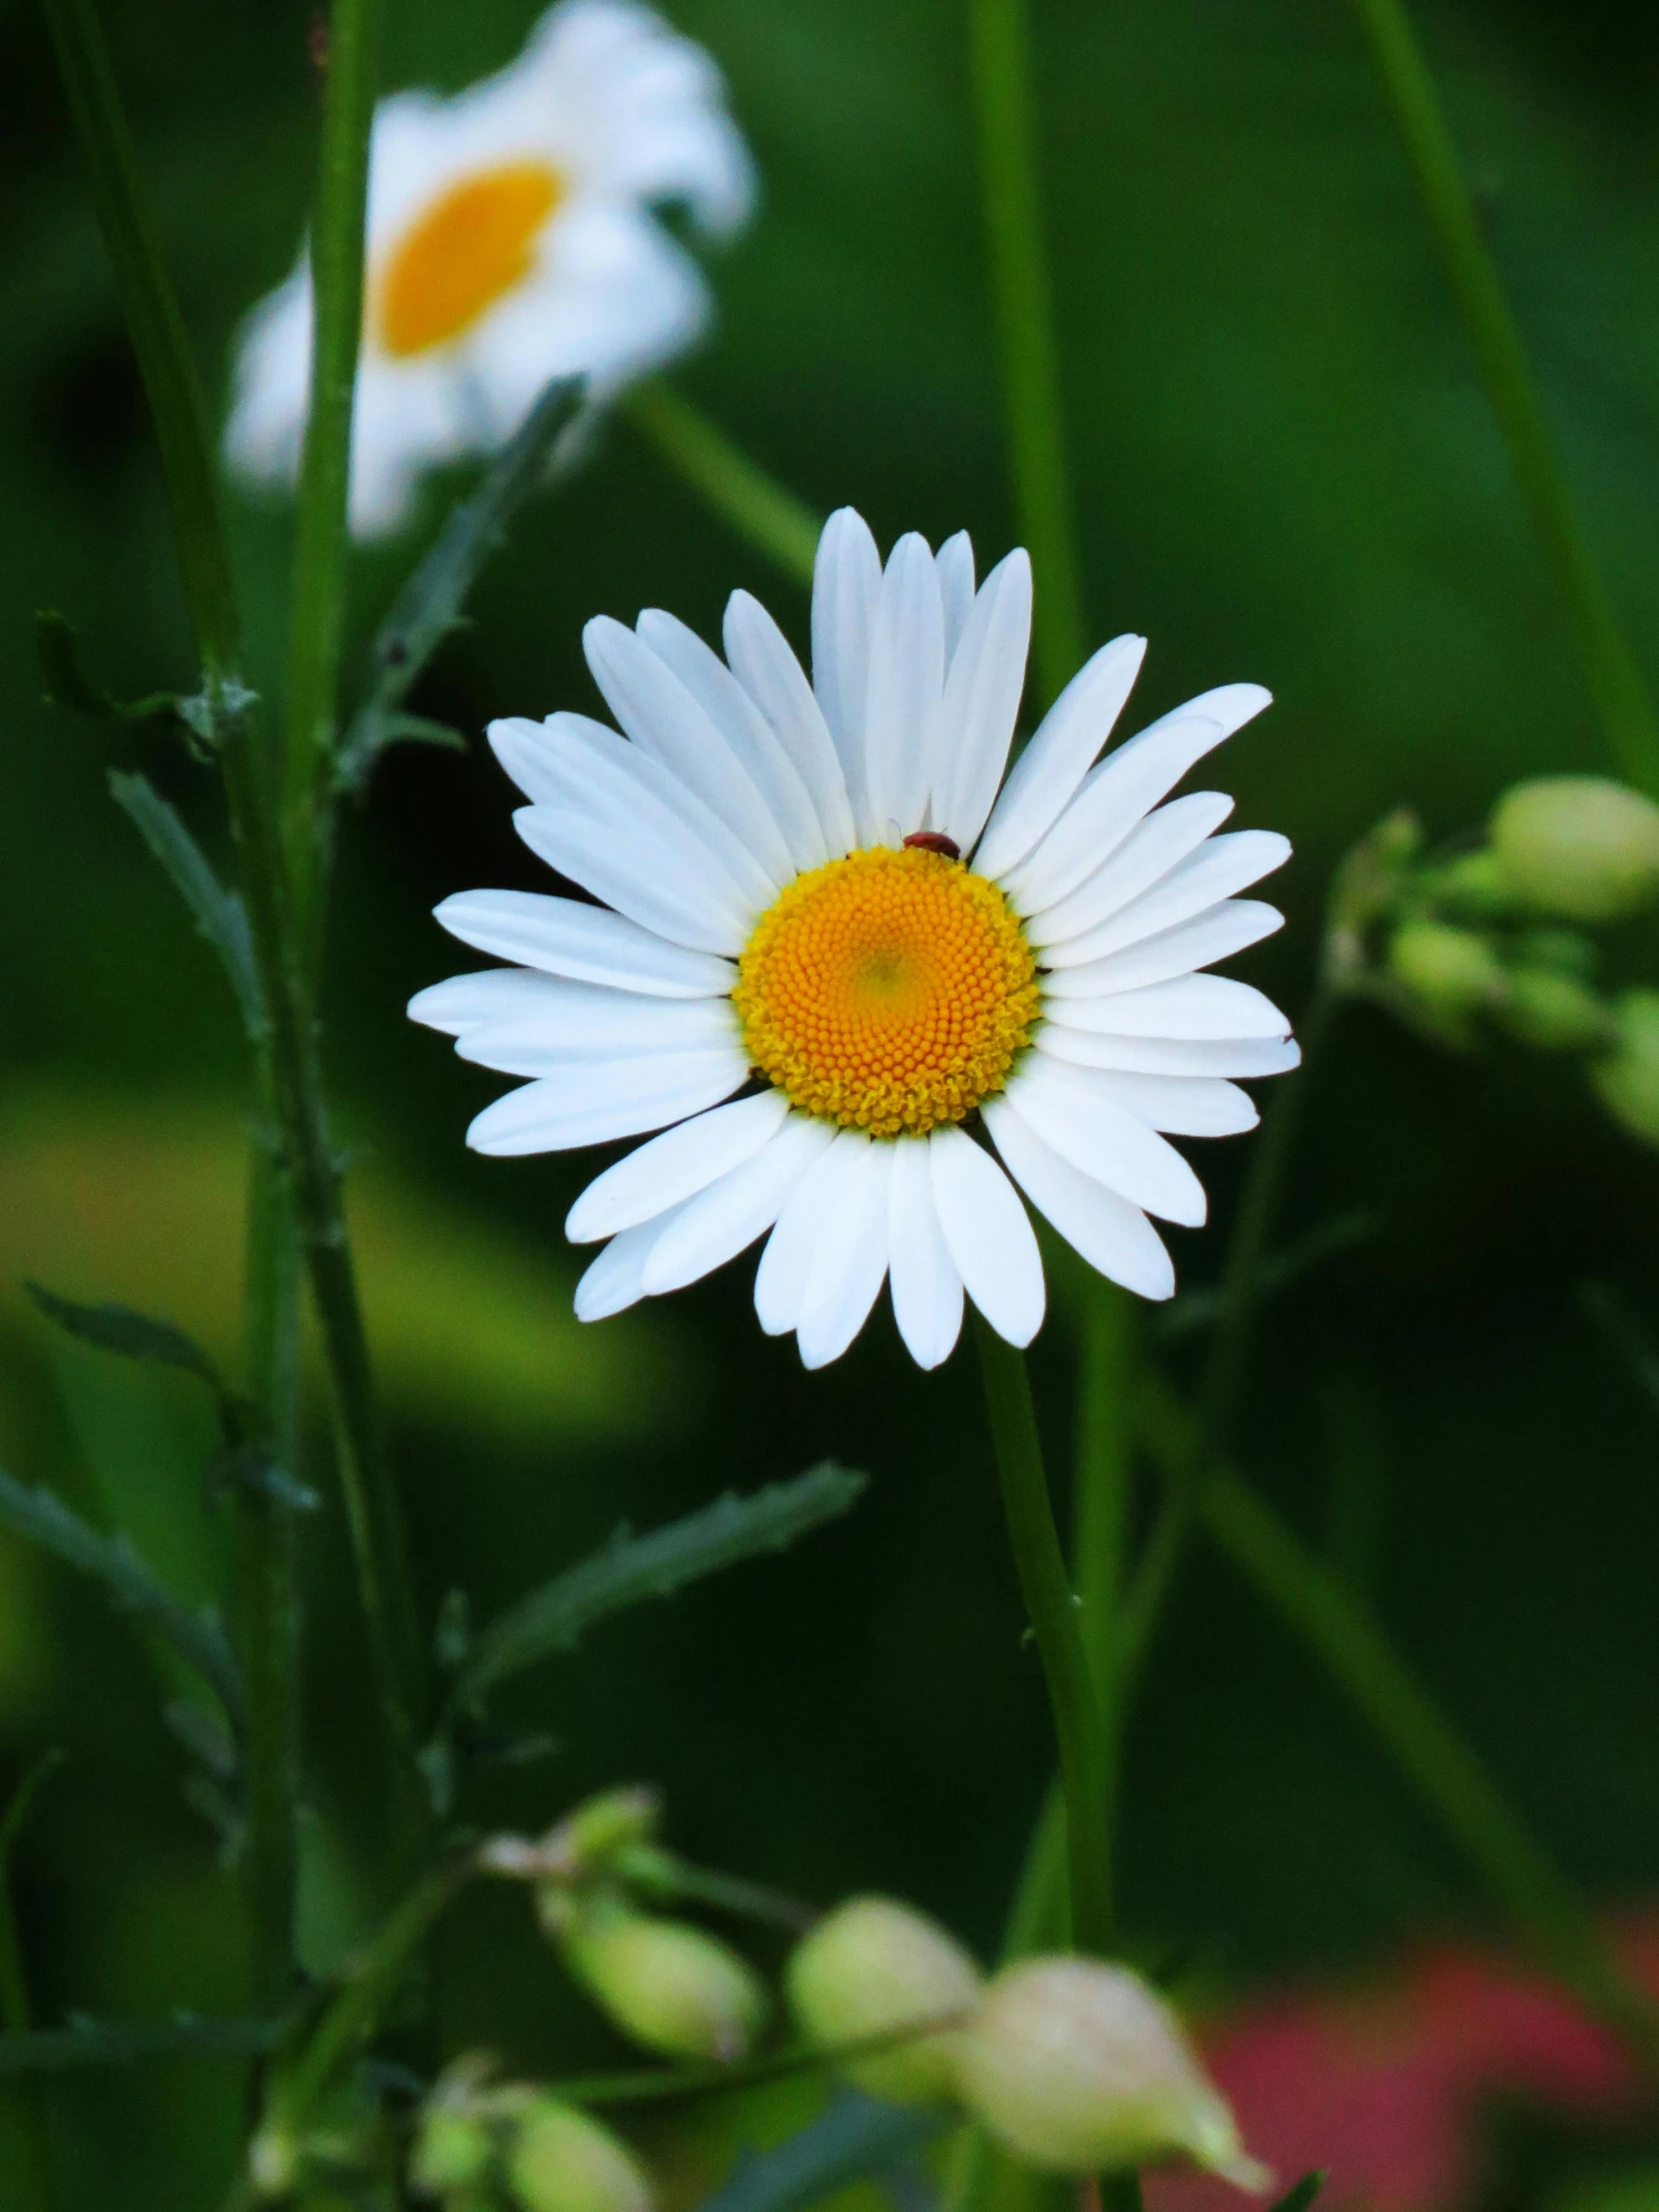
(1136, 1374, 1659, 2074)
(43, 0, 427, 1869)
(282, 0, 384, 902)
(968, 0, 1086, 702)
(237, 1142, 302, 2013)
(974, 1318, 1113, 1955)
(1072, 1285, 1135, 1788)
(1348, 0, 1659, 794)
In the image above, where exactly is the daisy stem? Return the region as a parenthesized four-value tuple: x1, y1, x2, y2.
(282, 0, 385, 906)
(973, 1316, 1114, 1956)
(1347, 0, 1659, 795)
(968, 0, 1087, 705)
(1138, 1371, 1659, 2076)
(624, 381, 823, 591)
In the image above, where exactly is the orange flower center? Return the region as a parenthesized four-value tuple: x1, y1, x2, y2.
(375, 161, 564, 359)
(734, 846, 1041, 1138)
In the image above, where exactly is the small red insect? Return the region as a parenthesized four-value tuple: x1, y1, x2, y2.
(902, 831, 961, 858)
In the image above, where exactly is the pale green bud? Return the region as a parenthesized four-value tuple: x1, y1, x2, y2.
(248, 2122, 299, 2198)
(1386, 921, 1506, 1015)
(956, 1958, 1268, 2188)
(1429, 848, 1514, 919)
(1490, 778, 1659, 922)
(787, 1896, 982, 2106)
(1494, 970, 1613, 1054)
(506, 2101, 653, 2212)
(1592, 989, 1659, 1147)
(562, 1901, 768, 2062)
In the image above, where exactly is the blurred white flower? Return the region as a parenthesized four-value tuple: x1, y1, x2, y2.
(226, 0, 755, 535)
(411, 509, 1297, 1371)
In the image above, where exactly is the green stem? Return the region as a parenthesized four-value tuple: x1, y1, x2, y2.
(1072, 1284, 1135, 1790)
(282, 0, 384, 900)
(973, 1317, 1113, 1954)
(1136, 1373, 1659, 2074)
(624, 382, 823, 591)
(237, 1141, 302, 2015)
(1348, 0, 1659, 794)
(968, 0, 1086, 702)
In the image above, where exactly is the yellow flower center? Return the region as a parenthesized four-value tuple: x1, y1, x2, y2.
(375, 161, 564, 359)
(734, 846, 1041, 1137)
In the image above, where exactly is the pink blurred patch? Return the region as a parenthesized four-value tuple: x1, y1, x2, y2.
(1144, 1915, 1659, 2212)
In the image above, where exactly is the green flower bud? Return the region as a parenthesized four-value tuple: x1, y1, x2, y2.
(410, 2106, 497, 2196)
(956, 1958, 1267, 2188)
(506, 2100, 653, 2212)
(1494, 969, 1613, 1054)
(1429, 848, 1514, 920)
(1387, 921, 1506, 1014)
(1491, 777, 1659, 922)
(561, 1900, 768, 2061)
(787, 1896, 982, 2106)
(1592, 989, 1659, 1147)
(248, 2122, 299, 2198)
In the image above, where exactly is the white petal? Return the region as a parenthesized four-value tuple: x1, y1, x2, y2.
(796, 1140, 893, 1369)
(1050, 830, 1293, 968)
(863, 533, 944, 843)
(1043, 899, 1283, 993)
(1045, 973, 1292, 1039)
(982, 1098, 1175, 1302)
(1037, 1065, 1259, 1137)
(754, 1128, 867, 1337)
(575, 1210, 687, 1324)
(434, 889, 735, 999)
(465, 1047, 749, 1156)
(643, 1113, 835, 1294)
(936, 531, 976, 665)
(971, 633, 1147, 879)
(637, 609, 830, 872)
(932, 548, 1033, 854)
(494, 713, 773, 920)
(1000, 684, 1272, 913)
(1025, 792, 1234, 946)
(928, 1126, 1045, 1348)
(724, 591, 857, 854)
(566, 1091, 791, 1243)
(513, 806, 744, 958)
(887, 1138, 964, 1369)
(583, 616, 795, 885)
(1035, 1027, 1303, 1079)
(811, 508, 882, 844)
(454, 992, 738, 1077)
(409, 969, 547, 1037)
(1005, 1060, 1209, 1227)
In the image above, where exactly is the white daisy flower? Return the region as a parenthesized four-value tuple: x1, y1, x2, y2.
(227, 0, 755, 536)
(411, 510, 1298, 1372)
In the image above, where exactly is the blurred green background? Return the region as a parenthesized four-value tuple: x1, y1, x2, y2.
(5, 0, 1659, 2201)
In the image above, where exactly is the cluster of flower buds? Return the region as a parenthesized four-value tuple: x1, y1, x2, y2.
(786, 1896, 1263, 2186)
(479, 1792, 1263, 2190)
(483, 1787, 769, 2063)
(410, 2055, 655, 2212)
(1330, 778, 1659, 1144)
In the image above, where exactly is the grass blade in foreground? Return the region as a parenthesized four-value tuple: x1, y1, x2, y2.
(1348, 0, 1659, 793)
(451, 1462, 868, 1712)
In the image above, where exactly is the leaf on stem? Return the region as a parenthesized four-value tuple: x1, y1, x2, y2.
(335, 373, 586, 799)
(691, 2088, 945, 2212)
(26, 1279, 226, 1392)
(450, 1461, 867, 1714)
(107, 771, 263, 1039)
(0, 1463, 244, 1736)
(1267, 2174, 1327, 2212)
(35, 611, 182, 726)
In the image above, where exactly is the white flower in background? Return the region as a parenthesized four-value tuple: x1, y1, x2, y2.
(226, 0, 755, 535)
(411, 510, 1298, 1371)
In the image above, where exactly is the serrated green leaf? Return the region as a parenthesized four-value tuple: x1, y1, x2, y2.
(335, 373, 584, 799)
(26, 1280, 225, 1392)
(0, 1463, 243, 1735)
(0, 2014, 279, 2072)
(34, 610, 181, 724)
(107, 771, 262, 1038)
(692, 2090, 944, 2212)
(451, 1461, 867, 1713)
